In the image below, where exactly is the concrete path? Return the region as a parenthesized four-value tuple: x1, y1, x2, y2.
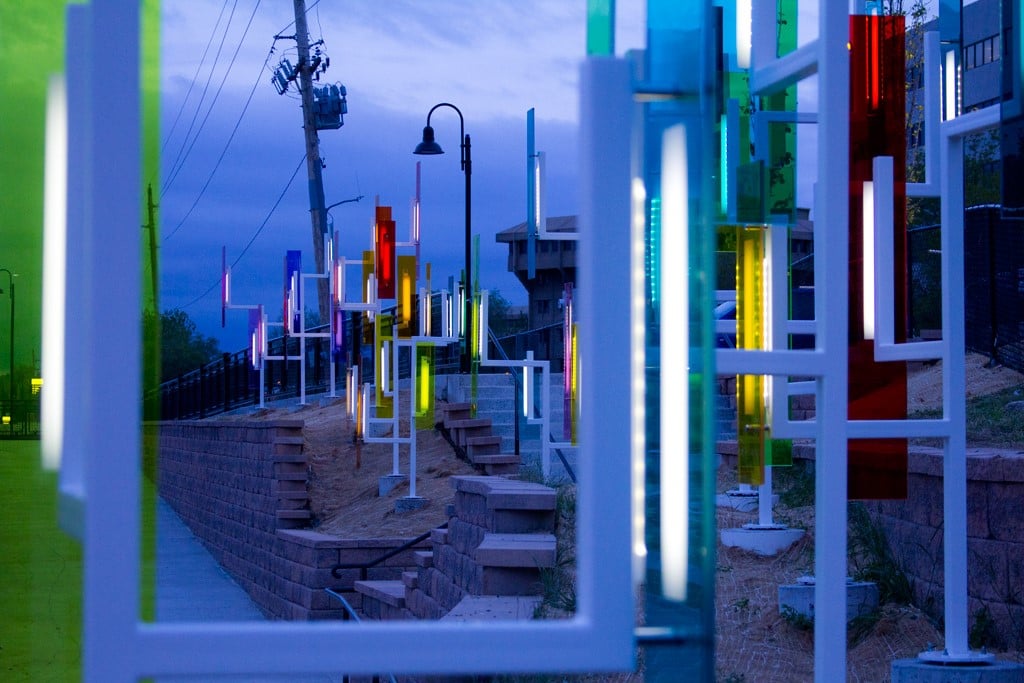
(155, 498, 338, 682)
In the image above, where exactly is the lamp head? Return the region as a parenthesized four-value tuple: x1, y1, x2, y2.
(413, 125, 444, 155)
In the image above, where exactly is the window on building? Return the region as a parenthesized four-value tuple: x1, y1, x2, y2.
(540, 240, 550, 253)
(964, 34, 1001, 71)
(517, 240, 526, 255)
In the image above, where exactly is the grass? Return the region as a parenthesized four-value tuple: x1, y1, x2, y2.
(911, 383, 1024, 447)
(848, 502, 914, 606)
(536, 485, 577, 618)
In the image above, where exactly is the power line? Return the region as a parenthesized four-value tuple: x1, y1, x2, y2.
(163, 0, 242, 196)
(180, 154, 306, 311)
(164, 0, 265, 199)
(164, 21, 272, 242)
(273, 0, 324, 37)
(161, 0, 231, 156)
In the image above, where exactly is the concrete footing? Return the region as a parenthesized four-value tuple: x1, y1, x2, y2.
(378, 474, 406, 496)
(777, 576, 879, 621)
(395, 496, 428, 513)
(891, 658, 1024, 682)
(720, 526, 805, 555)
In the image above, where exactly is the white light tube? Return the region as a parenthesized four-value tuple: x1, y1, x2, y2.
(42, 73, 68, 471)
(736, 0, 752, 69)
(863, 181, 875, 340)
(631, 178, 647, 584)
(659, 124, 689, 602)
(944, 49, 958, 121)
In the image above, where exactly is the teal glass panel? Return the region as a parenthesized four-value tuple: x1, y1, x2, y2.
(586, 0, 615, 56)
(639, 1, 716, 680)
(939, 0, 961, 44)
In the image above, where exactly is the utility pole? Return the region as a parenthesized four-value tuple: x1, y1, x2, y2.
(292, 0, 330, 324)
(145, 184, 159, 314)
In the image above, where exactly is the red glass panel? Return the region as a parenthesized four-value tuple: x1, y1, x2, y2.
(375, 206, 396, 300)
(848, 15, 908, 500)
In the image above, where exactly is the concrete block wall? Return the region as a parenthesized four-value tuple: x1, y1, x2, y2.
(405, 476, 557, 620)
(865, 447, 1024, 650)
(718, 439, 1024, 649)
(156, 421, 425, 620)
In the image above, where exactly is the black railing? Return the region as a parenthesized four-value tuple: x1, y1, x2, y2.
(0, 397, 41, 439)
(156, 316, 558, 421)
(330, 523, 445, 581)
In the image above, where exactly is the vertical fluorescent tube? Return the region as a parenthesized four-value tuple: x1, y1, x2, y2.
(660, 124, 689, 602)
(736, 0, 752, 69)
(334, 261, 343, 305)
(523, 351, 534, 418)
(944, 49, 957, 121)
(631, 178, 647, 584)
(42, 73, 68, 470)
(862, 181, 875, 340)
(478, 292, 488, 360)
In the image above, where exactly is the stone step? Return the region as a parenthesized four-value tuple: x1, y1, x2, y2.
(470, 453, 520, 467)
(430, 527, 449, 545)
(402, 571, 419, 590)
(353, 580, 406, 608)
(452, 475, 557, 511)
(440, 402, 473, 423)
(446, 417, 492, 430)
(475, 533, 557, 568)
(413, 550, 434, 568)
(467, 435, 502, 457)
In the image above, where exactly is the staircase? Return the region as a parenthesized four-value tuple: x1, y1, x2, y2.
(354, 475, 557, 622)
(438, 400, 521, 476)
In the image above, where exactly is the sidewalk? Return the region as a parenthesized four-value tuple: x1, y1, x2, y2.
(156, 498, 337, 681)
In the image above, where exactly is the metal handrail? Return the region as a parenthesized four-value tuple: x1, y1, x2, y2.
(323, 588, 397, 683)
(330, 523, 445, 579)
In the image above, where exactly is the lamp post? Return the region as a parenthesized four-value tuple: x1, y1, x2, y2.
(0, 269, 14, 434)
(414, 102, 472, 373)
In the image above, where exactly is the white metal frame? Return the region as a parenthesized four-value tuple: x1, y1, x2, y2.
(718, 5, 984, 676)
(71, 4, 633, 680)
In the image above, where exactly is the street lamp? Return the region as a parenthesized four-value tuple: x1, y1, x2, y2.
(0, 269, 14, 434)
(414, 102, 472, 373)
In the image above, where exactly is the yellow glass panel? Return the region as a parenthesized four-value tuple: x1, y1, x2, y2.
(736, 225, 765, 485)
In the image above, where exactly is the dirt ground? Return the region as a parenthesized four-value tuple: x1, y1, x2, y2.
(226, 398, 478, 538)
(221, 352, 1024, 681)
(908, 351, 1024, 411)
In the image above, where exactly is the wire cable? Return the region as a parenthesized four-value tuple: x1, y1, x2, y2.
(274, 0, 324, 37)
(161, 0, 231, 155)
(163, 0, 242, 196)
(163, 1, 268, 242)
(179, 154, 306, 310)
(163, 4, 270, 242)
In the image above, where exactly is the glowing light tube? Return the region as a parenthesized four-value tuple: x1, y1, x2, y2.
(736, 0, 752, 69)
(42, 73, 67, 471)
(863, 181, 875, 340)
(659, 124, 689, 602)
(631, 177, 647, 585)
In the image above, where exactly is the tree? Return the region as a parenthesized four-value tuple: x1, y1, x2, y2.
(487, 290, 528, 338)
(149, 309, 222, 381)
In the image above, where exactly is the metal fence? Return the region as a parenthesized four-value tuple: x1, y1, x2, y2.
(0, 398, 41, 439)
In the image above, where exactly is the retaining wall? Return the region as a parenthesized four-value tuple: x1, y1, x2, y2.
(155, 420, 424, 620)
(718, 440, 1024, 649)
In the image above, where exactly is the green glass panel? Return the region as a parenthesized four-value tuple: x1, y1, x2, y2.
(414, 343, 435, 430)
(375, 314, 393, 418)
(586, 0, 615, 56)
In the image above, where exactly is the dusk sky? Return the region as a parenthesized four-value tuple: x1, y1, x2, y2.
(160, 1, 645, 351)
